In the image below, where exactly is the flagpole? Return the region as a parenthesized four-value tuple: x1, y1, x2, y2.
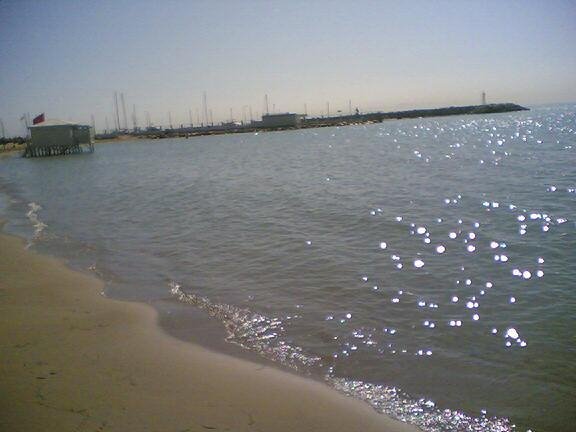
(21, 114, 29, 138)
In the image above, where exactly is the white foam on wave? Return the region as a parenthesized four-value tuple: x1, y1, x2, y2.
(328, 377, 513, 432)
(170, 281, 513, 432)
(170, 281, 321, 371)
(25, 202, 47, 245)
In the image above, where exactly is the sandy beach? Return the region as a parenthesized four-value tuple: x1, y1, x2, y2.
(0, 229, 419, 432)
(0, 145, 25, 159)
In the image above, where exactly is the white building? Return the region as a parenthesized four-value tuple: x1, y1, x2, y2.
(261, 113, 304, 128)
(26, 119, 94, 157)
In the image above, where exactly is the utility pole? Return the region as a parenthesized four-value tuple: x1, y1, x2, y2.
(481, 91, 487, 105)
(188, 109, 193, 127)
(91, 114, 96, 133)
(105, 116, 109, 134)
(168, 112, 173, 129)
(196, 109, 200, 127)
(120, 93, 128, 130)
(0, 118, 5, 138)
(249, 106, 253, 123)
(264, 94, 269, 115)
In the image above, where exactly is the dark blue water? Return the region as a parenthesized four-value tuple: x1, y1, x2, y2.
(1, 104, 575, 432)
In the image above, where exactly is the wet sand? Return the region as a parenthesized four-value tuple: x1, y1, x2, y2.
(0, 230, 419, 432)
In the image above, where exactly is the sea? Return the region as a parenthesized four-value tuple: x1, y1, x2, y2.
(1, 104, 574, 432)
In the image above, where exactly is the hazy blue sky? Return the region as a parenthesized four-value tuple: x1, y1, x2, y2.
(1, 0, 575, 135)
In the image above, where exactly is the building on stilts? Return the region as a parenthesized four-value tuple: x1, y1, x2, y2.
(25, 119, 94, 158)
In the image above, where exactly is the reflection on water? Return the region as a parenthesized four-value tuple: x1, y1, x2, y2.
(0, 104, 574, 432)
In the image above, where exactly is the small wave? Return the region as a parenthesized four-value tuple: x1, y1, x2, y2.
(327, 378, 512, 432)
(25, 202, 47, 245)
(170, 281, 513, 432)
(170, 281, 322, 371)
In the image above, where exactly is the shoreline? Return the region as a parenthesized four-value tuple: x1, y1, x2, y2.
(0, 144, 25, 158)
(0, 228, 420, 431)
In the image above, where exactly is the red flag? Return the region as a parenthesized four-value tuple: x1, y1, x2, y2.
(32, 113, 45, 125)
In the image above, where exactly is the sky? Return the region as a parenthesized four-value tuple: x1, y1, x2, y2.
(1, 0, 575, 136)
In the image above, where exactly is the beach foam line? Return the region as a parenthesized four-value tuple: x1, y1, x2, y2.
(25, 201, 47, 244)
(170, 281, 322, 372)
(0, 229, 419, 432)
(170, 282, 514, 432)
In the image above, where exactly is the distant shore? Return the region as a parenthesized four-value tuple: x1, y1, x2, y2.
(0, 228, 419, 432)
(96, 102, 529, 142)
(0, 143, 25, 156)
(2, 103, 529, 149)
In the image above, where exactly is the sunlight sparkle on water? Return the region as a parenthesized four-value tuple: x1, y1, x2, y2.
(505, 328, 519, 339)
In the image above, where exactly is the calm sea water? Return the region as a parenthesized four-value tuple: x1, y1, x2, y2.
(1, 105, 575, 432)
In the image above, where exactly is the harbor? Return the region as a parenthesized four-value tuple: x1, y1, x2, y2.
(94, 102, 528, 141)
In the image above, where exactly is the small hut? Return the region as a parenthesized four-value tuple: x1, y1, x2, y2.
(25, 119, 94, 158)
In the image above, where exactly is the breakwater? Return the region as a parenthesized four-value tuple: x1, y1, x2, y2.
(95, 103, 528, 141)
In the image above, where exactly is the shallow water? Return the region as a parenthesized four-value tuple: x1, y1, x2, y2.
(1, 104, 575, 432)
